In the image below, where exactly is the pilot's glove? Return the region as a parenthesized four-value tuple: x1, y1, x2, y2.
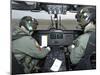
(40, 46, 51, 51)
(35, 40, 51, 51)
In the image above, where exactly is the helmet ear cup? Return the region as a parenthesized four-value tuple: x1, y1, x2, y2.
(83, 13, 91, 25)
(83, 11, 95, 25)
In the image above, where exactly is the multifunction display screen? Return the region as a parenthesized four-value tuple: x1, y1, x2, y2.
(50, 32, 63, 39)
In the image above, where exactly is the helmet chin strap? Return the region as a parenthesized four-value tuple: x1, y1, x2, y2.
(21, 26, 30, 35)
(29, 30, 34, 35)
(79, 24, 86, 30)
(79, 20, 90, 30)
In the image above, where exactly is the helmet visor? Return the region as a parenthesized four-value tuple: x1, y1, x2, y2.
(25, 20, 33, 31)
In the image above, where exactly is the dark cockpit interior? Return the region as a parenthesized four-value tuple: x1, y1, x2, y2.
(11, 0, 96, 74)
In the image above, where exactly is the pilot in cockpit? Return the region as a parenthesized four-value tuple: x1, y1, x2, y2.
(68, 7, 96, 67)
(12, 16, 51, 73)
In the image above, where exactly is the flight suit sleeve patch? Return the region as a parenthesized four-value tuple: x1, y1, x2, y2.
(73, 40, 79, 48)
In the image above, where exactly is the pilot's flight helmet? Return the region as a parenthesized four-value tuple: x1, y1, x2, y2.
(19, 16, 38, 32)
(75, 7, 96, 28)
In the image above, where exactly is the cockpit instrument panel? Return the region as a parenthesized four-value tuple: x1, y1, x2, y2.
(32, 29, 83, 46)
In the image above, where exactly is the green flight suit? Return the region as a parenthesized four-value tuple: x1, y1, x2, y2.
(12, 26, 50, 73)
(69, 24, 95, 64)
